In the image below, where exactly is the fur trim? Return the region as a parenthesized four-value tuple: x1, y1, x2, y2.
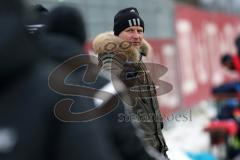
(140, 39, 152, 56)
(92, 31, 151, 62)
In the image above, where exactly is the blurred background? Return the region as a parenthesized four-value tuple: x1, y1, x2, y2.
(22, 0, 240, 159)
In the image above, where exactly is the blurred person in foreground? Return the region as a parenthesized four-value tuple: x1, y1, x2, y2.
(40, 5, 86, 62)
(93, 7, 169, 158)
(25, 4, 49, 35)
(0, 1, 166, 159)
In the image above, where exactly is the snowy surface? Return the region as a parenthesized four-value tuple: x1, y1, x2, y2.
(163, 101, 218, 160)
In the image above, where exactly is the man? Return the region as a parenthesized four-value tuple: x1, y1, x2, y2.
(93, 7, 168, 157)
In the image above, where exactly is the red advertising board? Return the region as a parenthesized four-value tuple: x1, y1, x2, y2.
(175, 4, 240, 107)
(143, 39, 181, 114)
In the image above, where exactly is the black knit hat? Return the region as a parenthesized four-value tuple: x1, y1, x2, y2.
(113, 7, 144, 36)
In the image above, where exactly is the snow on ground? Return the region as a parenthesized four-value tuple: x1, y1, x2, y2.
(163, 101, 218, 160)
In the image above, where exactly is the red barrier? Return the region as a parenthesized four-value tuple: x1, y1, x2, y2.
(175, 4, 240, 107)
(144, 39, 181, 114)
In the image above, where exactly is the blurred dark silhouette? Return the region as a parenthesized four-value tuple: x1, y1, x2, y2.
(25, 4, 49, 35)
(46, 5, 86, 45)
(38, 5, 86, 62)
(0, 1, 165, 159)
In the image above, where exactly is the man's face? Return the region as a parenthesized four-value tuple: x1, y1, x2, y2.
(118, 26, 144, 50)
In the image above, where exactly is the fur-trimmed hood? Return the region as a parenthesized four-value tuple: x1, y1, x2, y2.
(92, 32, 152, 63)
